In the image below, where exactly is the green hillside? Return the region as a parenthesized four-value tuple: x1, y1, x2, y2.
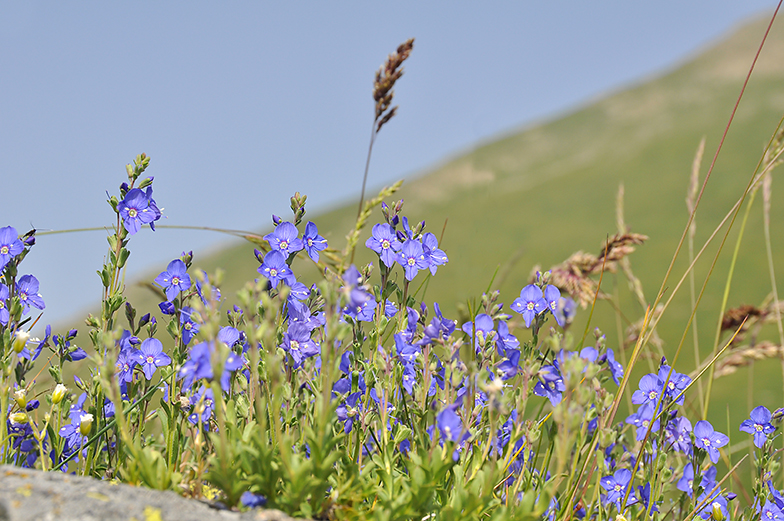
(114, 15, 784, 426)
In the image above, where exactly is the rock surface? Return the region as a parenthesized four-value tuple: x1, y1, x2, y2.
(0, 465, 302, 521)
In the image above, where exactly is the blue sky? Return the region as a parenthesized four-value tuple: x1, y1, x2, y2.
(0, 1, 778, 327)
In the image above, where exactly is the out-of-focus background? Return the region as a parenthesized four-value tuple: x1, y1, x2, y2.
(3, 2, 784, 422)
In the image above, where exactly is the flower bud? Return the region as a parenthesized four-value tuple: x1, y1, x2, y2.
(711, 502, 725, 521)
(52, 383, 68, 404)
(79, 413, 94, 436)
(12, 330, 30, 353)
(9, 412, 28, 425)
(13, 389, 27, 408)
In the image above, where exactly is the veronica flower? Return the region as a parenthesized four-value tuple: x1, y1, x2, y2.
(16, 274, 45, 313)
(264, 221, 303, 256)
(257, 250, 295, 288)
(657, 363, 691, 404)
(543, 285, 563, 326)
(436, 404, 469, 443)
(631, 374, 662, 407)
(0, 283, 9, 325)
(302, 221, 327, 262)
(533, 365, 565, 406)
(118, 187, 160, 235)
(336, 391, 363, 434)
(0, 226, 24, 272)
(397, 239, 428, 281)
(180, 307, 200, 345)
(600, 468, 636, 509)
(155, 259, 191, 302)
(511, 284, 546, 328)
(280, 322, 319, 367)
(461, 313, 496, 353)
(740, 405, 775, 448)
(421, 232, 448, 275)
(665, 415, 692, 454)
(134, 338, 171, 380)
(694, 420, 729, 464)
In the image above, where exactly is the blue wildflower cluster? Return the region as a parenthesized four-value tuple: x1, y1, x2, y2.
(4, 155, 784, 521)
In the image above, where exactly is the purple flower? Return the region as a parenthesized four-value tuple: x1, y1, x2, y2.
(461, 313, 496, 353)
(336, 391, 363, 434)
(421, 232, 448, 275)
(631, 374, 662, 407)
(115, 347, 138, 384)
(0, 226, 24, 272)
(240, 491, 267, 509)
(257, 250, 295, 288)
(600, 468, 636, 508)
(0, 283, 9, 325)
(604, 348, 624, 385)
(180, 307, 200, 345)
(665, 416, 692, 454)
(543, 285, 563, 326)
(264, 221, 303, 256)
(187, 386, 215, 425)
(437, 405, 468, 443)
(16, 275, 45, 313)
(554, 296, 577, 327)
(365, 223, 402, 268)
(134, 338, 171, 380)
(397, 239, 428, 281)
(117, 188, 161, 235)
(657, 364, 691, 404)
(154, 259, 191, 302)
(302, 221, 327, 262)
(533, 365, 565, 406)
(740, 406, 775, 448)
(511, 284, 546, 328)
(760, 501, 784, 521)
(280, 322, 320, 367)
(694, 420, 729, 464)
(625, 403, 660, 441)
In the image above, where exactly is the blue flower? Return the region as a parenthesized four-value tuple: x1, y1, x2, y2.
(543, 285, 563, 326)
(0, 226, 24, 272)
(257, 250, 295, 288)
(366, 224, 404, 269)
(740, 405, 775, 448)
(436, 404, 468, 443)
(16, 275, 45, 313)
(180, 307, 200, 345)
(600, 468, 636, 509)
(134, 338, 171, 380)
(280, 323, 320, 367)
(240, 491, 267, 509)
(264, 221, 304, 257)
(694, 420, 729, 464)
(421, 232, 448, 275)
(511, 284, 546, 328)
(155, 259, 192, 302)
(533, 364, 565, 406)
(302, 221, 328, 262)
(397, 239, 428, 281)
(118, 187, 161, 235)
(0, 283, 9, 325)
(631, 374, 662, 407)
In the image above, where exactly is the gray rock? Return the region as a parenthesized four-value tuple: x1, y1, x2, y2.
(0, 465, 303, 521)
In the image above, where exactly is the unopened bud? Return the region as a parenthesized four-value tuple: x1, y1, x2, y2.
(12, 330, 30, 353)
(9, 412, 28, 425)
(79, 413, 94, 436)
(13, 389, 27, 408)
(711, 502, 725, 521)
(52, 384, 68, 405)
